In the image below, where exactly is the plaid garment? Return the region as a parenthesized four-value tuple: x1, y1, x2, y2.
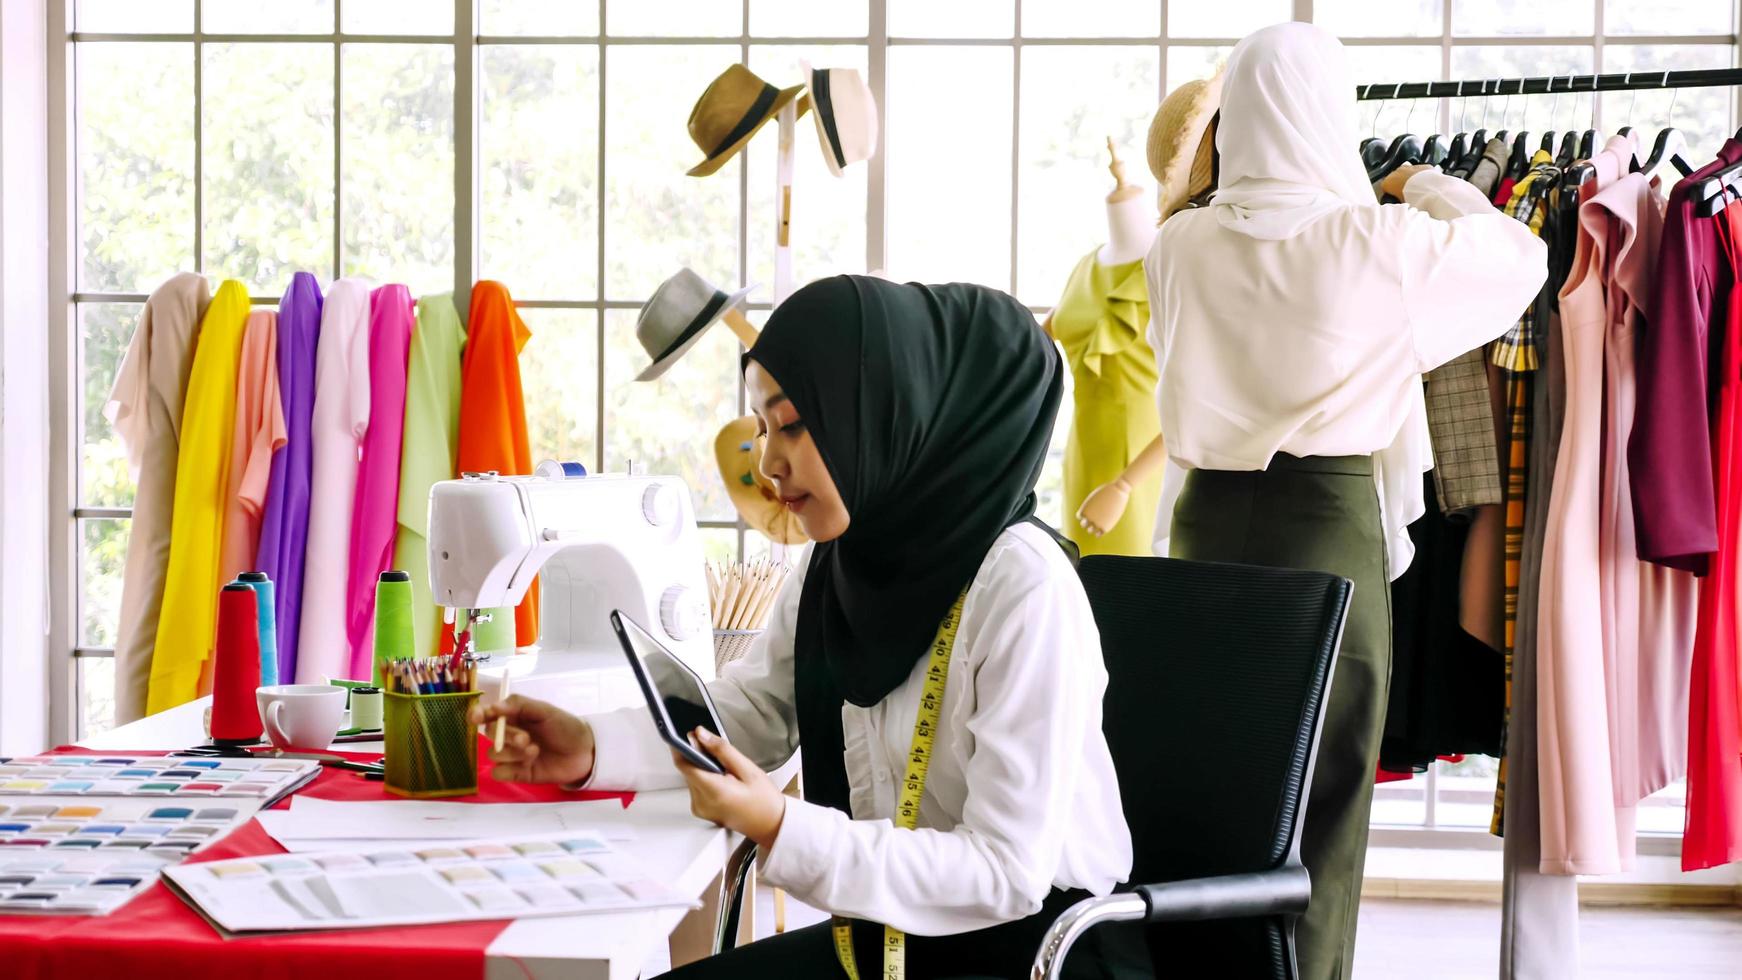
(1424, 349, 1503, 513)
(1489, 161, 1562, 837)
(1489, 152, 1561, 373)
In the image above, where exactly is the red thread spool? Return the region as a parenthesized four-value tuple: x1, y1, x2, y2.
(211, 583, 264, 745)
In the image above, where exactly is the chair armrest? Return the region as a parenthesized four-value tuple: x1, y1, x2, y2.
(1136, 865, 1311, 923)
(714, 837, 759, 954)
(1030, 867, 1311, 980)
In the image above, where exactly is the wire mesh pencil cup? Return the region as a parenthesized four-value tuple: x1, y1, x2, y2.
(383, 690, 481, 798)
(713, 630, 763, 672)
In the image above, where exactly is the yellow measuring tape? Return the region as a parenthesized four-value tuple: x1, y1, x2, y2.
(833, 588, 967, 980)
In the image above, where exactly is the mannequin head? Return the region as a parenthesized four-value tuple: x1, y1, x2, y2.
(744, 358, 851, 542)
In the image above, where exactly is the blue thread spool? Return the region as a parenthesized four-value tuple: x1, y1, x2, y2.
(236, 572, 277, 687)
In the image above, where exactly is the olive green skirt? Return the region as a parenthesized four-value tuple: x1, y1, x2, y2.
(1170, 453, 1391, 980)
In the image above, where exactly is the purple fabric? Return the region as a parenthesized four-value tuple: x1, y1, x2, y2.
(255, 272, 323, 682)
(1630, 139, 1742, 575)
(344, 285, 415, 678)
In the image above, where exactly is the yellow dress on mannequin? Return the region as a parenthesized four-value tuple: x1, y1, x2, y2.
(1055, 249, 1161, 557)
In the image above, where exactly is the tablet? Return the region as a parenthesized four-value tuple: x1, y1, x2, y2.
(610, 610, 728, 775)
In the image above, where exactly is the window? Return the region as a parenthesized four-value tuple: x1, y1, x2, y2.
(55, 4, 1740, 848)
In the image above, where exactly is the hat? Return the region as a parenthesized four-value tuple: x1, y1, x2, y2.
(1146, 67, 1224, 218)
(806, 64, 879, 177)
(714, 415, 808, 545)
(687, 64, 809, 178)
(635, 269, 755, 381)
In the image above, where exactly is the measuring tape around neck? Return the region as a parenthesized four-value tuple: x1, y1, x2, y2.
(832, 588, 968, 980)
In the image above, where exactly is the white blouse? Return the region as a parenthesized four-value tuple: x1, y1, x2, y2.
(584, 521, 1133, 936)
(1145, 170, 1548, 577)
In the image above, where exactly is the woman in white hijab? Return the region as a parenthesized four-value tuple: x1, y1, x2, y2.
(1146, 22, 1546, 980)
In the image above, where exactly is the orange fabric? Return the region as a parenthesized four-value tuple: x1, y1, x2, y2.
(456, 281, 538, 646)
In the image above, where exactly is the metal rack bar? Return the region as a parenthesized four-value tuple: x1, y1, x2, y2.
(1357, 66, 1742, 100)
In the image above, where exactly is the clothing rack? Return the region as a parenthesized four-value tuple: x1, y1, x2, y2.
(1355, 66, 1742, 100)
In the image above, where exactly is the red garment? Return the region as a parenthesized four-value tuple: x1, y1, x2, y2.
(1682, 200, 1742, 871)
(1493, 177, 1518, 208)
(0, 745, 632, 977)
(1375, 755, 1464, 784)
(456, 281, 538, 647)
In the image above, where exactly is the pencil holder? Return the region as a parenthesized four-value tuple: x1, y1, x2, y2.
(713, 629, 763, 672)
(383, 690, 481, 798)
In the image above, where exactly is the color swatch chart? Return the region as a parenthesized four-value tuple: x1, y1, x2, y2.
(164, 832, 695, 933)
(0, 755, 320, 801)
(0, 796, 259, 915)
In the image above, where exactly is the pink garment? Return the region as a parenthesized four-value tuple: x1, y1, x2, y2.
(218, 312, 288, 587)
(296, 279, 373, 684)
(1588, 169, 1698, 812)
(1538, 137, 1632, 875)
(344, 285, 415, 679)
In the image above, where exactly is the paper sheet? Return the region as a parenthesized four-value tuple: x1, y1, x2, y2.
(256, 797, 638, 852)
(163, 832, 693, 932)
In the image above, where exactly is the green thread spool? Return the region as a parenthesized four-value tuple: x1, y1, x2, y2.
(373, 570, 415, 687)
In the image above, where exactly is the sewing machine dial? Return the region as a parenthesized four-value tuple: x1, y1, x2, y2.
(642, 483, 679, 527)
(659, 585, 708, 641)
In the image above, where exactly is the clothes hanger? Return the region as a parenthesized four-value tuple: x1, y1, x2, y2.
(1538, 75, 1563, 159)
(1368, 85, 1424, 183)
(1506, 80, 1533, 180)
(1577, 74, 1599, 160)
(1358, 85, 1390, 171)
(1641, 75, 1695, 181)
(1443, 84, 1469, 171)
(1451, 80, 1495, 176)
(1694, 163, 1742, 218)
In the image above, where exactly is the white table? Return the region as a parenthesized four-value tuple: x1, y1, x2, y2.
(80, 697, 737, 980)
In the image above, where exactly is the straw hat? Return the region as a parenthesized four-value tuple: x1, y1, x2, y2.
(1146, 67, 1224, 218)
(714, 415, 808, 545)
(634, 269, 755, 381)
(806, 64, 879, 176)
(687, 64, 809, 178)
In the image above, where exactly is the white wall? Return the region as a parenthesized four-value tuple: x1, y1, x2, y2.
(0, 0, 53, 755)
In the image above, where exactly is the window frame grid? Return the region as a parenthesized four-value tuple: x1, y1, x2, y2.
(47, 0, 1741, 848)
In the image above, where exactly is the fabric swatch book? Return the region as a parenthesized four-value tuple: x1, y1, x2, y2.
(163, 831, 696, 933)
(0, 755, 320, 804)
(0, 796, 261, 915)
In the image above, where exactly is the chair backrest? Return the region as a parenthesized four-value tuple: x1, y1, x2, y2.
(1077, 555, 1348, 979)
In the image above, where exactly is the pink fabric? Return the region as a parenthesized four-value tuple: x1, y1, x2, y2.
(345, 285, 415, 678)
(1538, 137, 1632, 875)
(1588, 169, 1698, 814)
(218, 312, 287, 589)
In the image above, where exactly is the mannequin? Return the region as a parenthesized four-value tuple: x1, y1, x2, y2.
(1076, 108, 1221, 548)
(1099, 138, 1155, 265)
(1045, 140, 1162, 557)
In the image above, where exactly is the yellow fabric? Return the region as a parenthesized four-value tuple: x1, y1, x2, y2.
(1053, 250, 1162, 557)
(148, 280, 251, 714)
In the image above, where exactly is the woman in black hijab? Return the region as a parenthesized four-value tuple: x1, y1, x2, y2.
(478, 276, 1141, 978)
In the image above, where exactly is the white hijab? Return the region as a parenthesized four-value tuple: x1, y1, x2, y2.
(1212, 22, 1377, 240)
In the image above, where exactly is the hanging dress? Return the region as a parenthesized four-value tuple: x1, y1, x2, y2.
(344, 285, 415, 678)
(1682, 198, 1742, 871)
(1537, 138, 1631, 875)
(1052, 250, 1161, 557)
(255, 273, 323, 683)
(217, 311, 287, 588)
(147, 280, 251, 714)
(455, 281, 538, 649)
(392, 293, 467, 658)
(106, 273, 210, 723)
(296, 278, 373, 683)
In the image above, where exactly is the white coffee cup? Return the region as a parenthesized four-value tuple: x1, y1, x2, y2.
(256, 684, 348, 751)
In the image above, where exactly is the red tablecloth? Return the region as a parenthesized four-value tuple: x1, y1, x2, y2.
(0, 743, 632, 980)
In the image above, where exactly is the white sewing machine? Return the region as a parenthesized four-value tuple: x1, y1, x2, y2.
(427, 465, 714, 716)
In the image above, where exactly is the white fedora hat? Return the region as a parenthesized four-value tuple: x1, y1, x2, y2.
(806, 64, 878, 177)
(635, 269, 756, 382)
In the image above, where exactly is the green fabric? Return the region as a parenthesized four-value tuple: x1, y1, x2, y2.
(1053, 250, 1161, 557)
(1170, 454, 1391, 980)
(392, 293, 467, 658)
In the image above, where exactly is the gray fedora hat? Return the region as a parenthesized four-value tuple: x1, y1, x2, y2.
(635, 269, 756, 381)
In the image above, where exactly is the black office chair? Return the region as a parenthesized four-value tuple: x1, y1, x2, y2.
(1032, 555, 1350, 980)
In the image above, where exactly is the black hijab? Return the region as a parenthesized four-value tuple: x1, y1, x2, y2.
(746, 276, 1063, 812)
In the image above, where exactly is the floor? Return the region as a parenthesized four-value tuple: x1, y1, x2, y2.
(681, 888, 1742, 978)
